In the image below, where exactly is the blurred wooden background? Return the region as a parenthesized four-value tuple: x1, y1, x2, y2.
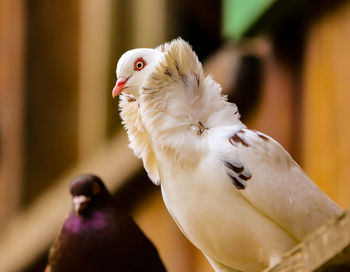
(302, 1, 350, 208)
(0, 0, 350, 271)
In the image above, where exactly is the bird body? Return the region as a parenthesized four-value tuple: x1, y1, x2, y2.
(47, 175, 166, 272)
(158, 134, 296, 271)
(114, 38, 343, 272)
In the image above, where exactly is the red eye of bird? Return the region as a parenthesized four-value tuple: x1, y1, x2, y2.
(133, 57, 146, 71)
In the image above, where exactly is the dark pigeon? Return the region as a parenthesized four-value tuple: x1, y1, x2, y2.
(46, 174, 167, 272)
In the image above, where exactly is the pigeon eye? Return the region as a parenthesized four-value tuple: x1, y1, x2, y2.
(134, 58, 146, 71)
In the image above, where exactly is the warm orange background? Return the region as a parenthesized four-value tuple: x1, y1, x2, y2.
(1, 1, 350, 271)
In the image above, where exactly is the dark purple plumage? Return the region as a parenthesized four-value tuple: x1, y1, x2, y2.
(47, 174, 166, 272)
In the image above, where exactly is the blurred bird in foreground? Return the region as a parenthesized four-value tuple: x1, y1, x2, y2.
(112, 38, 343, 272)
(45, 174, 166, 272)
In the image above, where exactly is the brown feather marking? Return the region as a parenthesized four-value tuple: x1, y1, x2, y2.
(164, 68, 173, 77)
(175, 60, 181, 75)
(224, 161, 243, 173)
(174, 60, 188, 84)
(229, 175, 246, 190)
(239, 173, 251, 181)
(195, 73, 199, 86)
(127, 96, 136, 102)
(251, 130, 269, 141)
(198, 121, 208, 135)
(229, 133, 250, 147)
(257, 132, 269, 141)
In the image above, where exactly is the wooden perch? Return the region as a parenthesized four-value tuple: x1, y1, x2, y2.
(265, 210, 350, 272)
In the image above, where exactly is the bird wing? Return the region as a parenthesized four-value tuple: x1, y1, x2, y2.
(217, 127, 343, 240)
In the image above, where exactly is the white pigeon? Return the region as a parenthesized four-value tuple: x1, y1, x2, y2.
(112, 38, 343, 272)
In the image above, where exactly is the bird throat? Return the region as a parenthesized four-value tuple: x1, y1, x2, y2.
(65, 210, 109, 233)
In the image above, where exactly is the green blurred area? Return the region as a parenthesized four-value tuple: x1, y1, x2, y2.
(223, 0, 276, 39)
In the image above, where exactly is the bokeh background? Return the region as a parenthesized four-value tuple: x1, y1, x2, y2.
(1, 0, 350, 271)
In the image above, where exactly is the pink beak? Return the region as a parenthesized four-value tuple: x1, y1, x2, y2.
(112, 77, 129, 98)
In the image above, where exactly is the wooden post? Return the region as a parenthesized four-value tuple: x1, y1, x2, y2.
(78, 0, 113, 158)
(0, 0, 25, 232)
(302, 1, 350, 209)
(265, 211, 350, 272)
(132, 0, 167, 47)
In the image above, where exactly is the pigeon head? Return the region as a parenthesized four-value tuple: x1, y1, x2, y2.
(70, 174, 110, 216)
(112, 48, 162, 98)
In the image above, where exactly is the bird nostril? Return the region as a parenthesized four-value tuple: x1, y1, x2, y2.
(117, 80, 125, 87)
(116, 77, 129, 86)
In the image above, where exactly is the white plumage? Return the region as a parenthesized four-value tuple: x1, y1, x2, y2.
(113, 38, 343, 272)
